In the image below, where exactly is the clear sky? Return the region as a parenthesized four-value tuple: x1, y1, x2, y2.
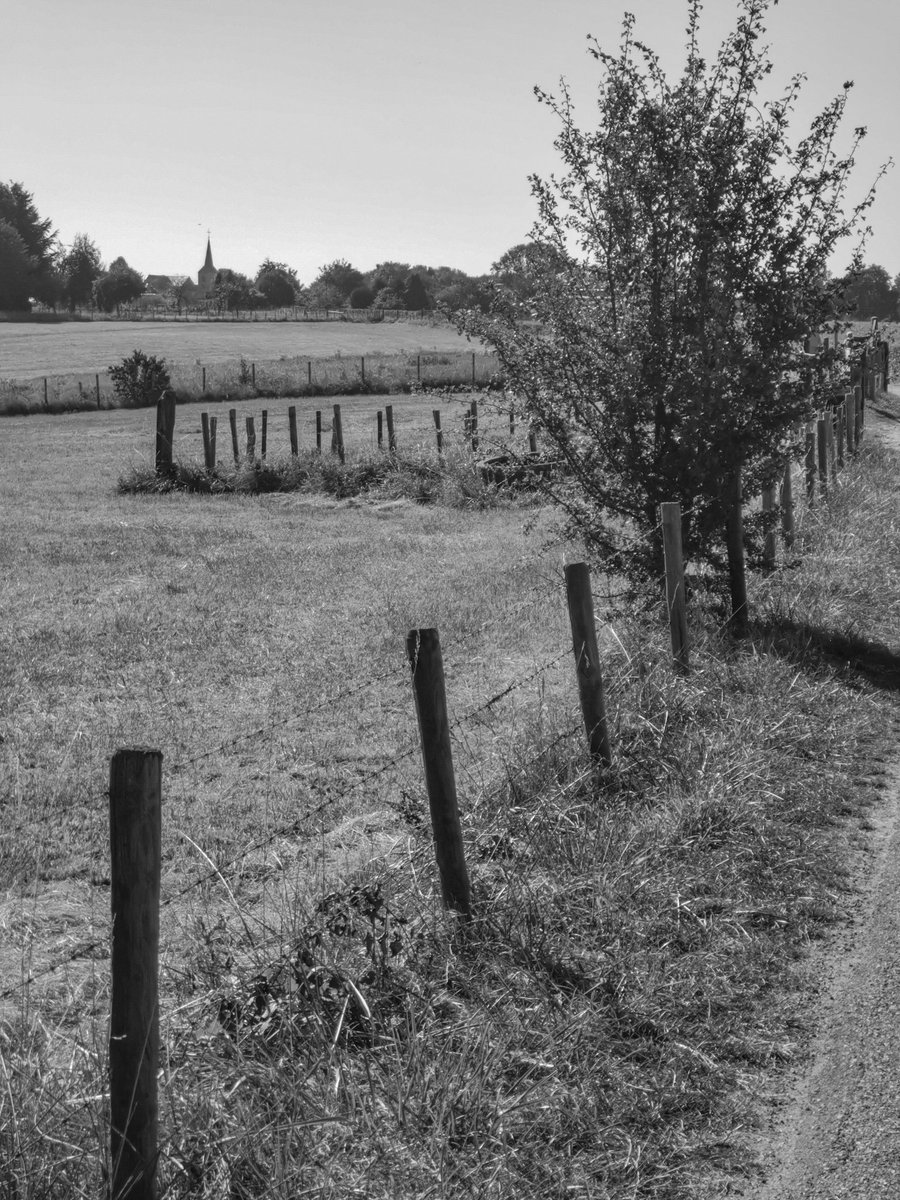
(2, 0, 897, 287)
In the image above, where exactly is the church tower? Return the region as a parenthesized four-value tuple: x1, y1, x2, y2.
(197, 236, 217, 298)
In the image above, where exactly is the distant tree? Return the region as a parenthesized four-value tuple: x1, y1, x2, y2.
(403, 272, 429, 311)
(368, 261, 411, 297)
(840, 263, 898, 321)
(94, 256, 144, 313)
(255, 258, 300, 307)
(491, 242, 561, 307)
(349, 284, 375, 309)
(0, 220, 35, 310)
(307, 259, 364, 308)
(0, 182, 56, 271)
(213, 268, 253, 313)
(60, 234, 103, 309)
(372, 286, 404, 309)
(435, 272, 493, 315)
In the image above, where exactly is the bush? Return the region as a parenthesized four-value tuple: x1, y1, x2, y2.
(108, 349, 171, 408)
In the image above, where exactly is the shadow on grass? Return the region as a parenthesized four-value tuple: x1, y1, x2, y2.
(754, 618, 900, 693)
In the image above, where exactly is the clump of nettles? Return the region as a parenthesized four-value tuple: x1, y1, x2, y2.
(108, 349, 171, 407)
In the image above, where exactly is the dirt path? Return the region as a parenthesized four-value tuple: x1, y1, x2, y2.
(746, 395, 900, 1199)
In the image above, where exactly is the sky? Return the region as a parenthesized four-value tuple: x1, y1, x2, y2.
(2, 0, 898, 288)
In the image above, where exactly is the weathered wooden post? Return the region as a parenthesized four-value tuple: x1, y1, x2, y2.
(377, 410, 383, 448)
(835, 401, 845, 468)
(229, 408, 239, 464)
(109, 748, 161, 1200)
(251, 361, 256, 389)
(816, 415, 828, 496)
(471, 351, 476, 387)
(469, 399, 479, 453)
(433, 409, 444, 459)
(201, 366, 206, 394)
(781, 459, 794, 549)
(154, 390, 176, 477)
(288, 406, 298, 456)
(95, 374, 101, 408)
(332, 403, 345, 463)
(315, 410, 322, 452)
(201, 412, 212, 469)
(406, 629, 472, 919)
(761, 481, 777, 570)
(845, 392, 856, 456)
(564, 562, 612, 766)
(385, 404, 396, 452)
(245, 416, 256, 461)
(308, 360, 312, 388)
(261, 410, 268, 460)
(660, 503, 689, 674)
(724, 468, 749, 636)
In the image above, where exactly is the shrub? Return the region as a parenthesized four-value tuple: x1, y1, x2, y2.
(108, 349, 171, 408)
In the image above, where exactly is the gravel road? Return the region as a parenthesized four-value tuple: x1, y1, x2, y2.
(745, 396, 900, 1199)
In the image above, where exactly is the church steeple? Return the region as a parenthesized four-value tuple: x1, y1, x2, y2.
(197, 234, 217, 298)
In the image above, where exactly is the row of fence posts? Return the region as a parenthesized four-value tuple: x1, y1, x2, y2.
(162, 399, 537, 475)
(108, 352, 882, 1191)
(104, 558, 617, 1197)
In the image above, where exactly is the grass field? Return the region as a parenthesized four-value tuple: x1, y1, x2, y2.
(0, 318, 483, 380)
(1, 391, 899, 1197)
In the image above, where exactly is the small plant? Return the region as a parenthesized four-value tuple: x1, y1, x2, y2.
(107, 349, 171, 408)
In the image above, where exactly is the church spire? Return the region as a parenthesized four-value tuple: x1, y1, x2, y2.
(203, 234, 214, 270)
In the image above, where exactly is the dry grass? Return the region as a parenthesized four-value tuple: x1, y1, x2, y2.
(0, 397, 898, 1197)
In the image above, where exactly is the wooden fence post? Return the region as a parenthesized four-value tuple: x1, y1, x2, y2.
(361, 356, 365, 385)
(315, 410, 322, 452)
(471, 352, 476, 387)
(761, 481, 777, 570)
(724, 468, 749, 636)
(251, 362, 256, 389)
(109, 748, 161, 1200)
(406, 629, 472, 919)
(433, 409, 444, 458)
(261, 410, 268, 460)
(660, 503, 690, 674)
(201, 413, 212, 469)
(201, 366, 206, 394)
(155, 390, 176, 477)
(845, 392, 856, 456)
(288, 406, 298, 456)
(95, 374, 101, 408)
(824, 409, 835, 477)
(816, 415, 828, 496)
(781, 459, 794, 549)
(229, 408, 239, 464)
(332, 403, 345, 463)
(307, 360, 312, 388)
(469, 399, 479, 453)
(836, 401, 845, 468)
(386, 404, 396, 452)
(564, 562, 612, 766)
(245, 416, 256, 461)
(377, 410, 383, 448)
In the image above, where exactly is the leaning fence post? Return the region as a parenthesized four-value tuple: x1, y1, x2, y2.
(229, 408, 239, 464)
(332, 404, 345, 463)
(288, 406, 298, 456)
(261, 410, 268, 460)
(385, 404, 396, 452)
(406, 629, 472, 919)
(154, 390, 176, 477)
(433, 409, 444, 459)
(245, 416, 256, 461)
(660, 503, 690, 673)
(761, 481, 778, 570)
(201, 412, 213, 469)
(564, 562, 612, 766)
(109, 748, 161, 1200)
(724, 467, 749, 636)
(377, 410, 383, 448)
(781, 459, 794, 549)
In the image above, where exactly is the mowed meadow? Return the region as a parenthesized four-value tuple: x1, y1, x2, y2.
(2, 361, 900, 1195)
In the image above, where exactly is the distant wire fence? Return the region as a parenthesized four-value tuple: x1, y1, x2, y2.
(33, 303, 446, 324)
(0, 349, 502, 416)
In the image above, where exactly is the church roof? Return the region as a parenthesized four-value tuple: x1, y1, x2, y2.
(202, 237, 215, 270)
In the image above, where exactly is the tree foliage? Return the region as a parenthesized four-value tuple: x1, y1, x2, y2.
(108, 349, 171, 407)
(0, 221, 36, 310)
(306, 259, 364, 308)
(94, 256, 144, 313)
(213, 268, 255, 313)
(0, 181, 58, 308)
(255, 259, 300, 307)
(60, 234, 103, 309)
(840, 262, 898, 320)
(460, 0, 884, 586)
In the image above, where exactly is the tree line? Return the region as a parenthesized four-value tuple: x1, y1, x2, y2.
(0, 183, 541, 318)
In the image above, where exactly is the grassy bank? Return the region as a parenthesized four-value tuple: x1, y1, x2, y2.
(0, 399, 898, 1196)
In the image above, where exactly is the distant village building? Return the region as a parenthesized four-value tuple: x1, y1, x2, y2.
(141, 239, 216, 307)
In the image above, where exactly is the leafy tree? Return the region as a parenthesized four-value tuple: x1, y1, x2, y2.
(491, 242, 561, 307)
(213, 268, 254, 313)
(0, 221, 35, 310)
(0, 182, 55, 271)
(349, 284, 375, 309)
(460, 0, 884, 600)
(60, 234, 103, 309)
(436, 271, 492, 315)
(840, 263, 898, 321)
(307, 259, 364, 308)
(372, 286, 404, 309)
(255, 259, 300, 307)
(94, 256, 144, 313)
(403, 272, 429, 311)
